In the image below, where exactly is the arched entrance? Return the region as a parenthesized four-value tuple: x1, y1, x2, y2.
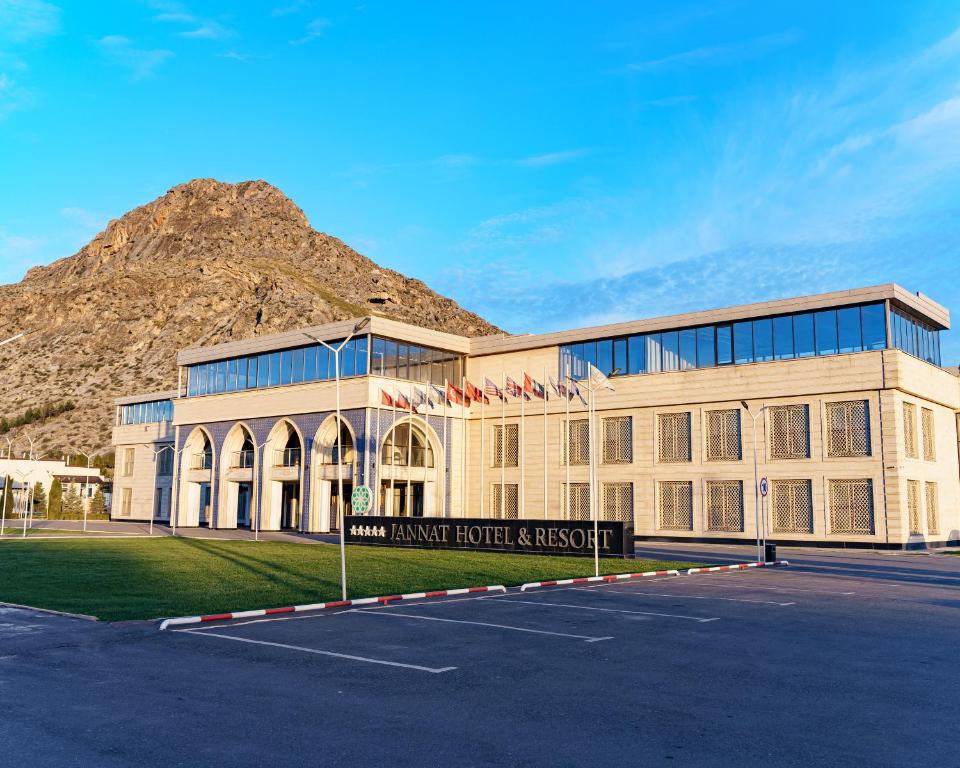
(310, 415, 357, 532)
(177, 427, 215, 527)
(379, 418, 441, 517)
(260, 419, 304, 531)
(218, 423, 255, 528)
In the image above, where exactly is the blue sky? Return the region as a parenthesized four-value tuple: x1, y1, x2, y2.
(2, 1, 960, 360)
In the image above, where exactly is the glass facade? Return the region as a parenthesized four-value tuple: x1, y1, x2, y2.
(120, 399, 173, 425)
(561, 302, 897, 379)
(891, 307, 942, 365)
(186, 337, 369, 397)
(369, 336, 463, 386)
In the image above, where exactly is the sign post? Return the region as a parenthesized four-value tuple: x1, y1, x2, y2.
(759, 476, 768, 563)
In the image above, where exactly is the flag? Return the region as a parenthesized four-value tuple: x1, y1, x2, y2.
(484, 377, 506, 402)
(566, 377, 587, 405)
(412, 387, 431, 411)
(588, 363, 615, 391)
(394, 390, 411, 410)
(549, 376, 568, 399)
(523, 372, 545, 400)
(380, 389, 394, 408)
(465, 380, 489, 405)
(505, 376, 529, 400)
(446, 381, 469, 407)
(429, 383, 446, 407)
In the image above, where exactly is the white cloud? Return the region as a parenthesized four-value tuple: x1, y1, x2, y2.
(97, 36, 173, 80)
(290, 17, 329, 46)
(0, 70, 34, 118)
(272, 0, 310, 16)
(514, 148, 590, 168)
(625, 30, 800, 73)
(0, 0, 62, 43)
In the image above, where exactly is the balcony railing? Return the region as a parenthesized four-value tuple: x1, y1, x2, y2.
(327, 445, 356, 465)
(230, 450, 255, 469)
(274, 447, 302, 468)
(190, 452, 213, 471)
(382, 445, 434, 468)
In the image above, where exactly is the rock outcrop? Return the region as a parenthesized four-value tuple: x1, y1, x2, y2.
(0, 179, 499, 454)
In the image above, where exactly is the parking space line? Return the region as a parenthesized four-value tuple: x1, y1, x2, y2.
(177, 629, 457, 673)
(688, 577, 855, 596)
(497, 597, 720, 623)
(352, 609, 614, 642)
(569, 586, 794, 606)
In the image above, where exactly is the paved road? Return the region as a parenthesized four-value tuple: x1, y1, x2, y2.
(1, 547, 958, 767)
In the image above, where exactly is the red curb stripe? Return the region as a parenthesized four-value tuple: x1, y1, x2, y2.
(264, 606, 295, 615)
(540, 580, 558, 587)
(201, 613, 234, 622)
(425, 590, 448, 598)
(467, 586, 488, 593)
(378, 595, 402, 604)
(323, 600, 351, 609)
(572, 578, 590, 584)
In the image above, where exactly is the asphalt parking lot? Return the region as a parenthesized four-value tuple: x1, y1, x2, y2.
(2, 546, 959, 767)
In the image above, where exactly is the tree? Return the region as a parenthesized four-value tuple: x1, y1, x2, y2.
(32, 482, 47, 517)
(62, 485, 82, 519)
(90, 487, 105, 517)
(47, 478, 63, 520)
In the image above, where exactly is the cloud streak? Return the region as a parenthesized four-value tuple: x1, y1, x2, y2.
(625, 29, 800, 73)
(97, 36, 173, 80)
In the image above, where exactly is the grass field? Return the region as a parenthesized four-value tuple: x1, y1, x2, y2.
(0, 538, 701, 621)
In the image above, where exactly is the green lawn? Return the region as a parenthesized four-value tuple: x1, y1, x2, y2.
(0, 538, 700, 621)
(0, 528, 125, 537)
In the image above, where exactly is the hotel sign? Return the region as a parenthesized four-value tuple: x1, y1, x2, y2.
(344, 516, 634, 557)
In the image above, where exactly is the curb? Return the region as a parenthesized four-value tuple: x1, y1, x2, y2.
(158, 584, 507, 630)
(519, 560, 789, 591)
(0, 601, 98, 622)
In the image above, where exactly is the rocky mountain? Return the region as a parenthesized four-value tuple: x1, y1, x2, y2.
(0, 179, 500, 456)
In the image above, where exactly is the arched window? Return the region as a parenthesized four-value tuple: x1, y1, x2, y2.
(382, 423, 434, 468)
(330, 422, 354, 465)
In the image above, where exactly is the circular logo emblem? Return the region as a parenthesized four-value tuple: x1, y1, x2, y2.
(759, 477, 769, 497)
(351, 485, 372, 514)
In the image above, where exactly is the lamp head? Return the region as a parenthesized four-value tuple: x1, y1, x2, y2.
(353, 317, 371, 333)
(740, 400, 750, 411)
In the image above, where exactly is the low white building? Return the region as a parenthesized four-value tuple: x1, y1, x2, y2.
(0, 458, 105, 514)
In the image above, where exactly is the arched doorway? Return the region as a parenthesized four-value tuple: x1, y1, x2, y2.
(379, 418, 441, 517)
(177, 427, 215, 527)
(310, 415, 357, 532)
(218, 423, 255, 528)
(260, 419, 304, 531)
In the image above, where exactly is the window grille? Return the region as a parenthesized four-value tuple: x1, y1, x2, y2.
(657, 481, 693, 530)
(562, 483, 591, 521)
(828, 479, 873, 534)
(903, 402, 918, 459)
(564, 419, 590, 465)
(768, 404, 809, 459)
(657, 412, 691, 463)
(602, 416, 632, 464)
(602, 482, 633, 522)
(121, 487, 132, 517)
(770, 479, 813, 533)
(492, 424, 519, 468)
(122, 448, 135, 477)
(921, 408, 936, 461)
(826, 400, 871, 457)
(705, 480, 743, 532)
(907, 480, 921, 535)
(705, 409, 741, 461)
(490, 483, 519, 519)
(925, 481, 939, 535)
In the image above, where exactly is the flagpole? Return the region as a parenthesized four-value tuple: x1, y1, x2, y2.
(589, 383, 599, 577)
(564, 373, 571, 521)
(390, 393, 396, 517)
(480, 388, 485, 519)
(443, 379, 448, 517)
(375, 390, 382, 514)
(461, 375, 467, 518)
(520, 372, 526, 519)
(543, 365, 548, 519)
(406, 382, 413, 516)
(501, 372, 506, 520)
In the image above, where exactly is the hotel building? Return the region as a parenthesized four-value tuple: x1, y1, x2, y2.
(112, 284, 960, 548)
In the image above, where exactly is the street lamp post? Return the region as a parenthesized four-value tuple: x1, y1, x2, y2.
(13, 469, 33, 538)
(741, 401, 769, 563)
(303, 317, 370, 602)
(69, 448, 94, 533)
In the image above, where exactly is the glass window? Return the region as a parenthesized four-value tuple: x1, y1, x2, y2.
(188, 367, 198, 397)
(644, 334, 662, 373)
(216, 361, 227, 393)
(303, 346, 317, 381)
(837, 307, 862, 353)
(773, 316, 794, 360)
(571, 343, 586, 379)
(226, 359, 238, 392)
(268, 352, 281, 386)
(597, 339, 613, 376)
(207, 362, 217, 393)
(355, 335, 368, 375)
(584, 341, 598, 373)
(754, 319, 773, 362)
(384, 340, 398, 378)
(314, 344, 328, 380)
(256, 354, 269, 387)
(278, 350, 292, 385)
(343, 340, 357, 377)
(628, 336, 644, 374)
(815, 310, 838, 355)
(661, 331, 680, 371)
(371, 337, 385, 376)
(794, 313, 815, 357)
(237, 358, 248, 390)
(679, 329, 696, 370)
(289, 348, 303, 383)
(431, 351, 445, 385)
(696, 326, 715, 368)
(861, 304, 886, 351)
(733, 321, 753, 364)
(613, 338, 627, 376)
(716, 325, 732, 365)
(443, 357, 457, 385)
(397, 343, 410, 380)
